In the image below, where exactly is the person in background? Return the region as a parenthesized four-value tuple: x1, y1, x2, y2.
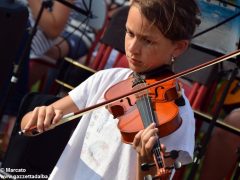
(26, 0, 73, 89)
(21, 0, 200, 179)
(1, 0, 92, 155)
(27, 0, 99, 91)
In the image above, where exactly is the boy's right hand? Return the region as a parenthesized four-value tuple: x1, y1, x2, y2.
(23, 105, 64, 133)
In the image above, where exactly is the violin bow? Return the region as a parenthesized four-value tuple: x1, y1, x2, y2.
(20, 49, 240, 136)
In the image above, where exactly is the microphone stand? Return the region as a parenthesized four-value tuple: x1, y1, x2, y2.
(0, 0, 29, 124)
(0, 1, 53, 124)
(187, 53, 240, 179)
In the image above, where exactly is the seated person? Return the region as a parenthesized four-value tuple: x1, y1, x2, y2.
(26, 0, 99, 90)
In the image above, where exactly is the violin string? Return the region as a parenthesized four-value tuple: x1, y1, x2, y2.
(156, 139, 164, 167)
(139, 80, 164, 168)
(138, 83, 150, 126)
(139, 80, 153, 126)
(144, 84, 155, 124)
(143, 87, 151, 125)
(138, 85, 164, 168)
(142, 84, 164, 167)
(153, 139, 164, 167)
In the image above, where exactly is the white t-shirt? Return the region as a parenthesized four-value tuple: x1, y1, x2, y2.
(49, 68, 195, 180)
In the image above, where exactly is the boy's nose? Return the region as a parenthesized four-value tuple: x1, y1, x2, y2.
(128, 38, 141, 54)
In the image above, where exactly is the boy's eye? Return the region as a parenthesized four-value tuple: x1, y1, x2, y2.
(142, 38, 153, 45)
(143, 39, 152, 44)
(126, 29, 134, 37)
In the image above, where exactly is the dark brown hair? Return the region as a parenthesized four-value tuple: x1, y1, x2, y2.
(131, 0, 201, 40)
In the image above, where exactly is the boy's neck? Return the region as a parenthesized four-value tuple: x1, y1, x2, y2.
(137, 65, 173, 78)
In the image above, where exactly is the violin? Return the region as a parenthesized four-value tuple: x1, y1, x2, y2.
(105, 67, 182, 179)
(105, 66, 182, 144)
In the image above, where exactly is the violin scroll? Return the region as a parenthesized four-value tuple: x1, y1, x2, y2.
(141, 150, 182, 180)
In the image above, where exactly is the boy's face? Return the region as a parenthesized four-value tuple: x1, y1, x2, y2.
(125, 5, 179, 73)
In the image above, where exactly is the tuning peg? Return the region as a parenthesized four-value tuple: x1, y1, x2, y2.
(166, 161, 182, 170)
(144, 174, 159, 180)
(174, 161, 182, 169)
(164, 150, 179, 159)
(141, 163, 156, 171)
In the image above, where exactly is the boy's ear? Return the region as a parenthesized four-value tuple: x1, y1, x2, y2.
(173, 40, 189, 58)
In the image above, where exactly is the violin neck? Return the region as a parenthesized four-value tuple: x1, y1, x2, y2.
(136, 95, 157, 127)
(153, 139, 164, 169)
(136, 95, 164, 168)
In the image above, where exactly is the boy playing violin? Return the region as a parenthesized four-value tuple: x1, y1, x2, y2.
(21, 0, 200, 179)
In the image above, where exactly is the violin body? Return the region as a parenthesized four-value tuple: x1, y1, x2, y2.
(117, 101, 181, 144)
(105, 76, 182, 144)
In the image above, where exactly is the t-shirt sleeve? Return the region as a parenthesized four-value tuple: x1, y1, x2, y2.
(68, 68, 132, 110)
(68, 71, 99, 110)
